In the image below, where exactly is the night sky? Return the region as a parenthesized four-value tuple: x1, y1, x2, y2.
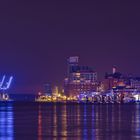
(0, 0, 140, 93)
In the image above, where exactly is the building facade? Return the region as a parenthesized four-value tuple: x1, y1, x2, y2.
(64, 56, 97, 96)
(44, 83, 52, 96)
(102, 67, 126, 91)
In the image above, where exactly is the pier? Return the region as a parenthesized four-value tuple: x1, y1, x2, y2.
(35, 91, 140, 104)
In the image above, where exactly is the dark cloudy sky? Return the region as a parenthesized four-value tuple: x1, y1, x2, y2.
(0, 0, 140, 93)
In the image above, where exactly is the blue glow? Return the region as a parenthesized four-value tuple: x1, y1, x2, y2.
(7, 76, 13, 89)
(0, 76, 13, 90)
(0, 75, 6, 88)
(0, 104, 14, 140)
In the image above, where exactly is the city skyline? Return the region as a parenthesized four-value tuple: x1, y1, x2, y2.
(5, 56, 140, 94)
(0, 0, 140, 93)
(1, 1, 140, 140)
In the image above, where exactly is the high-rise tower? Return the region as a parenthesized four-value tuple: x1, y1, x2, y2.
(64, 57, 97, 96)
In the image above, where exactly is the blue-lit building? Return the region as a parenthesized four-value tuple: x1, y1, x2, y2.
(64, 56, 97, 96)
(129, 77, 140, 90)
(44, 83, 52, 96)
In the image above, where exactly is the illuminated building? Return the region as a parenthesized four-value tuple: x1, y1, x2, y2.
(102, 67, 126, 91)
(44, 83, 52, 96)
(64, 56, 97, 96)
(52, 86, 59, 97)
(130, 77, 140, 90)
(102, 67, 140, 95)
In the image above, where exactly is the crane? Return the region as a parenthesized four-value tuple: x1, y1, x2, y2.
(0, 75, 13, 101)
(0, 75, 13, 90)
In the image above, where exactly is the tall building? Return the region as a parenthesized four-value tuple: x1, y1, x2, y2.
(44, 83, 52, 96)
(64, 56, 97, 96)
(52, 86, 59, 97)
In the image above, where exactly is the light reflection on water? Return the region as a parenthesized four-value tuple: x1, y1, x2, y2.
(0, 103, 14, 140)
(1, 103, 140, 140)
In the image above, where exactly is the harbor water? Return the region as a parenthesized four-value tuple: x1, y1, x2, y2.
(0, 102, 140, 140)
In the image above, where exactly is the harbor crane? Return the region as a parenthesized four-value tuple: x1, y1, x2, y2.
(0, 75, 13, 101)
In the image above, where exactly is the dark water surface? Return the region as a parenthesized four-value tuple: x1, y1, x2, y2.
(0, 102, 140, 140)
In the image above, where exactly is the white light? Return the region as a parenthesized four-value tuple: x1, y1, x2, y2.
(134, 94, 139, 101)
